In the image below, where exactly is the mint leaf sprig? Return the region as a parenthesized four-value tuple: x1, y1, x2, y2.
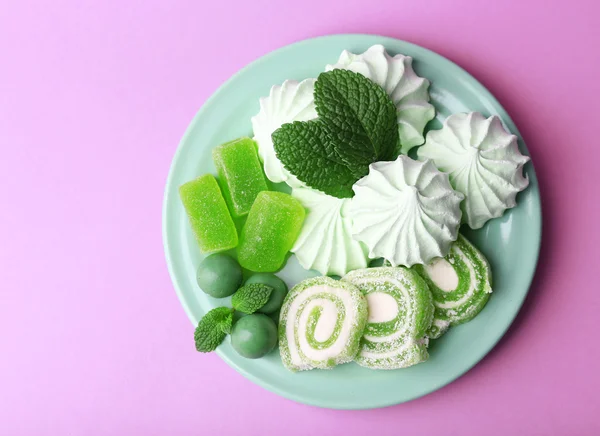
(194, 284, 274, 353)
(272, 121, 356, 198)
(314, 69, 398, 172)
(232, 284, 273, 314)
(194, 307, 234, 352)
(272, 69, 399, 198)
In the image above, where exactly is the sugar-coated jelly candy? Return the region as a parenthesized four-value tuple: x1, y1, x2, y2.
(212, 137, 269, 217)
(179, 174, 238, 253)
(237, 191, 305, 272)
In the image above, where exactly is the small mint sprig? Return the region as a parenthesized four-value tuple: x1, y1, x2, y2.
(194, 307, 234, 353)
(194, 284, 274, 353)
(272, 121, 356, 198)
(232, 284, 273, 314)
(314, 69, 398, 171)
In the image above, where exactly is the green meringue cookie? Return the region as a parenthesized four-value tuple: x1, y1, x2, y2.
(291, 187, 370, 276)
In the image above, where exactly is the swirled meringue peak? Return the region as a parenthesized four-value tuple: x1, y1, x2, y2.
(417, 112, 530, 229)
(326, 44, 435, 154)
(291, 187, 369, 276)
(251, 79, 317, 185)
(349, 156, 464, 267)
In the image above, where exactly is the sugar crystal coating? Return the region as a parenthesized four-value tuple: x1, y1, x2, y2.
(342, 267, 434, 370)
(412, 234, 492, 339)
(237, 191, 305, 272)
(278, 276, 368, 372)
(212, 137, 269, 217)
(179, 174, 238, 253)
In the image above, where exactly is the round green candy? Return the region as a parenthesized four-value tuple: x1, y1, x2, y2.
(232, 311, 248, 324)
(196, 254, 242, 298)
(230, 314, 278, 359)
(245, 273, 288, 314)
(368, 258, 386, 268)
(268, 310, 281, 324)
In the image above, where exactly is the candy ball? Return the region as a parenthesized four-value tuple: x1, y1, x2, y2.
(230, 314, 278, 359)
(245, 273, 288, 314)
(196, 254, 242, 298)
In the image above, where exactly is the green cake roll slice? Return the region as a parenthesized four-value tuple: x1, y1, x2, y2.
(413, 234, 493, 339)
(279, 276, 368, 372)
(427, 318, 450, 340)
(342, 267, 434, 370)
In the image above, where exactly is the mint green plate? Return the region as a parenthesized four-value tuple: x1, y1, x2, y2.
(163, 34, 541, 409)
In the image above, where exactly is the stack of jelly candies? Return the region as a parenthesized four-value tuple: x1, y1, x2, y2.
(179, 137, 306, 358)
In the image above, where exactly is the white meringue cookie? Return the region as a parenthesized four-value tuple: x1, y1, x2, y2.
(349, 156, 464, 267)
(417, 112, 530, 229)
(251, 79, 317, 185)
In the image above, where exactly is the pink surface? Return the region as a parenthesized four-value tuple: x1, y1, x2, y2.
(1, 1, 599, 434)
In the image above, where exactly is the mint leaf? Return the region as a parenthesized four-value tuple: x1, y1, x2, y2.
(232, 284, 274, 314)
(273, 120, 356, 198)
(314, 69, 398, 171)
(272, 69, 398, 198)
(194, 307, 233, 352)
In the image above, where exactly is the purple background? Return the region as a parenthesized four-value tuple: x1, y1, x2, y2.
(1, 1, 599, 435)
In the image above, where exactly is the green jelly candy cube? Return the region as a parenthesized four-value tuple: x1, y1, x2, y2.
(212, 137, 269, 217)
(238, 191, 305, 272)
(179, 174, 238, 253)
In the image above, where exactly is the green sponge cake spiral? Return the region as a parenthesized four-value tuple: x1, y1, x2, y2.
(342, 267, 434, 370)
(279, 276, 368, 372)
(413, 234, 493, 339)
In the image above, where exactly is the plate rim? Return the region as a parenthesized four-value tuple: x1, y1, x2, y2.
(162, 33, 542, 409)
